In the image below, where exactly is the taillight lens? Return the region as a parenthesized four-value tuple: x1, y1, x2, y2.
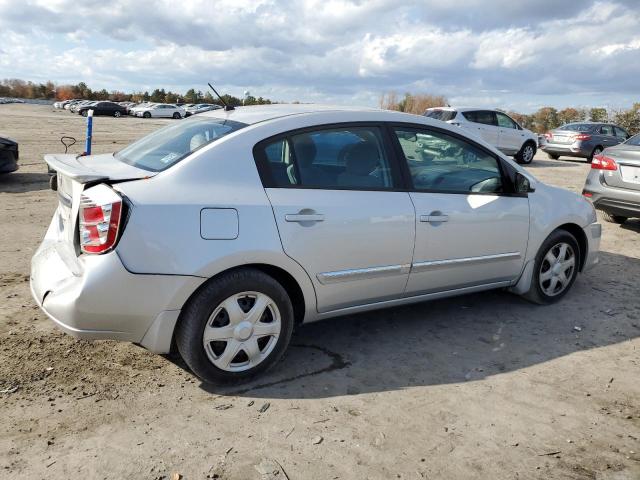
(591, 154, 618, 171)
(574, 133, 591, 141)
(79, 184, 123, 254)
(544, 132, 553, 140)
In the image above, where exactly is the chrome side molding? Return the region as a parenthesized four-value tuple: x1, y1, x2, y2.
(412, 252, 521, 272)
(317, 263, 411, 285)
(317, 252, 521, 285)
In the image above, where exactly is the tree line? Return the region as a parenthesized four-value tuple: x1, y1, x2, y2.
(381, 92, 640, 135)
(2, 79, 638, 135)
(0, 78, 273, 107)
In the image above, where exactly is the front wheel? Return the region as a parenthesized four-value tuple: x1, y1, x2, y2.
(172, 112, 181, 119)
(522, 229, 580, 305)
(176, 269, 294, 384)
(516, 142, 536, 164)
(114, 111, 122, 117)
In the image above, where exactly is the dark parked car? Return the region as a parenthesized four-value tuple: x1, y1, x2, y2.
(0, 136, 19, 174)
(77, 101, 127, 118)
(583, 133, 640, 224)
(542, 122, 630, 162)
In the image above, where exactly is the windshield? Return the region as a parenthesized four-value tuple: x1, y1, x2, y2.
(115, 117, 248, 171)
(626, 133, 640, 146)
(560, 123, 593, 132)
(425, 109, 457, 121)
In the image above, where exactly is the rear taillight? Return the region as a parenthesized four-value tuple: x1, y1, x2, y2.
(574, 133, 591, 141)
(79, 184, 123, 254)
(591, 154, 618, 171)
(544, 132, 553, 140)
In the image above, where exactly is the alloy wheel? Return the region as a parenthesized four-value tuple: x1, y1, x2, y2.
(539, 242, 576, 297)
(522, 145, 534, 163)
(202, 291, 281, 372)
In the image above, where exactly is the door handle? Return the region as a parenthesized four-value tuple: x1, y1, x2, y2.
(285, 213, 324, 223)
(420, 214, 449, 223)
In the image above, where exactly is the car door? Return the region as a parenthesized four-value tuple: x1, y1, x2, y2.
(461, 110, 500, 146)
(254, 124, 415, 312)
(614, 126, 630, 145)
(598, 125, 618, 148)
(496, 112, 524, 155)
(390, 124, 529, 295)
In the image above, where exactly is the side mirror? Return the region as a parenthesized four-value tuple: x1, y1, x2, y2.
(515, 172, 535, 194)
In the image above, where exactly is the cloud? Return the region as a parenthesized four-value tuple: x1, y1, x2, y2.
(0, 0, 638, 111)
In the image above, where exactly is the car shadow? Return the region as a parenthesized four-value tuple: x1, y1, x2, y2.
(183, 251, 639, 399)
(620, 218, 640, 234)
(0, 172, 51, 193)
(526, 158, 585, 168)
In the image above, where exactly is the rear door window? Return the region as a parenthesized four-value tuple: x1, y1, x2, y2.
(599, 125, 614, 136)
(462, 110, 497, 126)
(255, 126, 400, 190)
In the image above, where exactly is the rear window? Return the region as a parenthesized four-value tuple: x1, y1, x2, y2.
(626, 133, 640, 146)
(115, 117, 247, 171)
(561, 123, 594, 132)
(425, 109, 457, 121)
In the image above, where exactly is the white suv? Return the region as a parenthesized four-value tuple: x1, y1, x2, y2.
(425, 108, 538, 164)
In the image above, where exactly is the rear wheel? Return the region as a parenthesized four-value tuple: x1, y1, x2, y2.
(522, 229, 580, 305)
(176, 269, 294, 384)
(516, 142, 536, 164)
(81, 110, 88, 117)
(142, 111, 151, 118)
(602, 212, 627, 224)
(587, 146, 603, 163)
(547, 153, 560, 160)
(114, 111, 122, 118)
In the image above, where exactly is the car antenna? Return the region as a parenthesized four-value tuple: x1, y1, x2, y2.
(208, 83, 234, 111)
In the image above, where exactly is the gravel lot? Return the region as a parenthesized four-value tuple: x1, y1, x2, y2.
(1, 104, 639, 480)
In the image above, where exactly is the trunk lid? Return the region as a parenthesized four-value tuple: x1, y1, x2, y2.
(602, 144, 640, 191)
(45, 153, 154, 250)
(548, 129, 580, 145)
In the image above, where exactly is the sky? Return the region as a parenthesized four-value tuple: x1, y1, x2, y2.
(0, 0, 639, 113)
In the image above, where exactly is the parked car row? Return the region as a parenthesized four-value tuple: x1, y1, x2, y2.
(0, 97, 25, 104)
(53, 99, 222, 119)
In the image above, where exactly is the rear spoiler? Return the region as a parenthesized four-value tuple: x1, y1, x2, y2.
(44, 153, 155, 185)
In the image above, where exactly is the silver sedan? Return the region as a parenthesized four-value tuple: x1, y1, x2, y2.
(31, 105, 601, 384)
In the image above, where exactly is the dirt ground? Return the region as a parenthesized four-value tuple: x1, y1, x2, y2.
(1, 104, 639, 480)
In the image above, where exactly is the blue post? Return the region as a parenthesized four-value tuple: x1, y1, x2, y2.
(85, 109, 93, 155)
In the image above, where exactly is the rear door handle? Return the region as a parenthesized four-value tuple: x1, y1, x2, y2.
(285, 213, 325, 223)
(420, 214, 449, 223)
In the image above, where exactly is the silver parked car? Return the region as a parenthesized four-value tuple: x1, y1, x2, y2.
(31, 105, 601, 384)
(542, 122, 630, 162)
(583, 133, 640, 223)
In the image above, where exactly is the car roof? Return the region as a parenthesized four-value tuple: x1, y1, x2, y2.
(200, 104, 403, 125)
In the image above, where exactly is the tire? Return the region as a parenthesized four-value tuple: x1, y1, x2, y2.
(587, 146, 603, 163)
(175, 268, 294, 384)
(522, 229, 580, 305)
(516, 142, 536, 164)
(114, 111, 122, 118)
(602, 212, 627, 224)
(172, 112, 181, 119)
(81, 110, 88, 117)
(142, 111, 151, 118)
(547, 153, 560, 160)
